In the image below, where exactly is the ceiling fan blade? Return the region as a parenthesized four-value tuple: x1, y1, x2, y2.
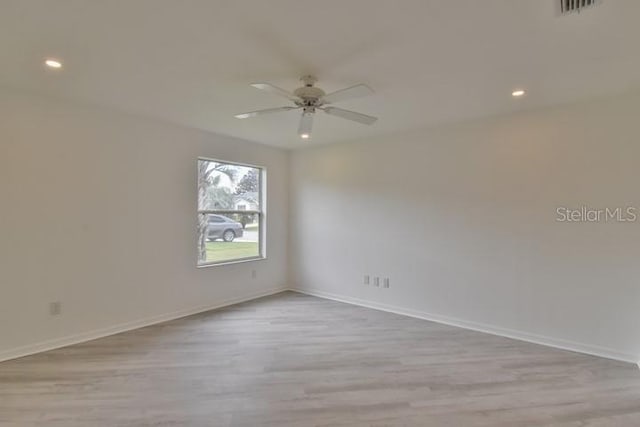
(298, 112, 314, 139)
(250, 83, 301, 102)
(234, 106, 296, 119)
(322, 107, 377, 125)
(321, 84, 374, 104)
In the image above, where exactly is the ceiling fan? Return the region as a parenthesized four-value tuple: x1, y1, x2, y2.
(235, 75, 377, 140)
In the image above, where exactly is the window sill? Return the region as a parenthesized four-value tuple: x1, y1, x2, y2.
(197, 256, 266, 268)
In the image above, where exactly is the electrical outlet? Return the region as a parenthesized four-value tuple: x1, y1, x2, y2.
(364, 275, 370, 285)
(251, 269, 257, 279)
(383, 278, 390, 288)
(373, 277, 380, 287)
(49, 301, 61, 316)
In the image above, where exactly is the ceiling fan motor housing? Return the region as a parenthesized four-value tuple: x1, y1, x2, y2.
(293, 86, 325, 106)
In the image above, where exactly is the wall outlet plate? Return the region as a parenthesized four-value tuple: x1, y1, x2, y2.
(374, 277, 380, 287)
(364, 275, 370, 285)
(383, 278, 390, 288)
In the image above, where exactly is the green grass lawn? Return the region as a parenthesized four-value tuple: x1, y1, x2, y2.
(205, 241, 259, 262)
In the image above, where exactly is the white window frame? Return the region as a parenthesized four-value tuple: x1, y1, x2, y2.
(197, 157, 266, 267)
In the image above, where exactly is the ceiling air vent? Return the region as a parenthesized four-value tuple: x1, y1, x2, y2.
(558, 0, 600, 15)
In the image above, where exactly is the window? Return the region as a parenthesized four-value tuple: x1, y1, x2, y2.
(197, 158, 264, 266)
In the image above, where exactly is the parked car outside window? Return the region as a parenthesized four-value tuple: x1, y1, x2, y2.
(207, 215, 244, 242)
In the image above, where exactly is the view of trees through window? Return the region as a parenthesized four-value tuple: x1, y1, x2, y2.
(197, 159, 263, 265)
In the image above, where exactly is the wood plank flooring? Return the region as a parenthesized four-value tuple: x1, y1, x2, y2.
(1, 291, 639, 426)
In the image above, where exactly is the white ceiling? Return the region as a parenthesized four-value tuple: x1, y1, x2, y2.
(1, 0, 639, 149)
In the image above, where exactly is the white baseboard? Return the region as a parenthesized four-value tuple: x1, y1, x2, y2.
(292, 288, 640, 366)
(0, 287, 289, 363)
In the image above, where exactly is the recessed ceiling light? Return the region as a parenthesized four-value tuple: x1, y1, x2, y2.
(512, 89, 526, 97)
(300, 133, 310, 139)
(44, 59, 62, 69)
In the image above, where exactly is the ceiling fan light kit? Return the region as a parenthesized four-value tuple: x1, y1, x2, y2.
(235, 75, 377, 140)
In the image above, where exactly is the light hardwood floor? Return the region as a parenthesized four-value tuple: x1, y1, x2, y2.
(1, 291, 639, 426)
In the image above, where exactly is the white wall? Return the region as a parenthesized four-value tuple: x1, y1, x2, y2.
(2, 86, 639, 365)
(0, 88, 289, 360)
(290, 92, 640, 363)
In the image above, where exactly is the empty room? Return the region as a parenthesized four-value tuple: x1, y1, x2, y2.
(1, 1, 640, 426)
